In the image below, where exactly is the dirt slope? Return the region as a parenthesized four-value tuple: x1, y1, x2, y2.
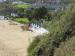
(0, 20, 38, 56)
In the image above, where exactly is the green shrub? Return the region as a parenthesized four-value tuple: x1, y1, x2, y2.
(28, 37, 41, 53)
(15, 18, 30, 24)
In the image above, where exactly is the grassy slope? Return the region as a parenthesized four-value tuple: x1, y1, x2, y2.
(54, 35, 75, 56)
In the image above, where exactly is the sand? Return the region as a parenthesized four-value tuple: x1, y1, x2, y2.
(0, 20, 38, 56)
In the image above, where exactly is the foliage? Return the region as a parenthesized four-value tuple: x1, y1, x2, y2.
(31, 7, 48, 20)
(0, 1, 31, 17)
(25, 8, 33, 19)
(28, 37, 41, 54)
(28, 4, 75, 56)
(54, 36, 75, 56)
(15, 4, 30, 9)
(15, 18, 30, 24)
(0, 2, 14, 16)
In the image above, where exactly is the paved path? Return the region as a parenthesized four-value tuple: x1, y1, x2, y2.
(0, 20, 38, 56)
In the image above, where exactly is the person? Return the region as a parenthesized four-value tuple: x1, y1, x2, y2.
(37, 24, 40, 28)
(28, 23, 32, 31)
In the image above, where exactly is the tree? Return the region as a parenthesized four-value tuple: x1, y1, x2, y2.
(32, 7, 48, 21)
(0, 1, 13, 16)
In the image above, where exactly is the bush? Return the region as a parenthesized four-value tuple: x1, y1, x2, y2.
(28, 4, 75, 56)
(15, 18, 30, 24)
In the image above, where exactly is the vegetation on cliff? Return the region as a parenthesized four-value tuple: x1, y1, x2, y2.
(28, 4, 75, 56)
